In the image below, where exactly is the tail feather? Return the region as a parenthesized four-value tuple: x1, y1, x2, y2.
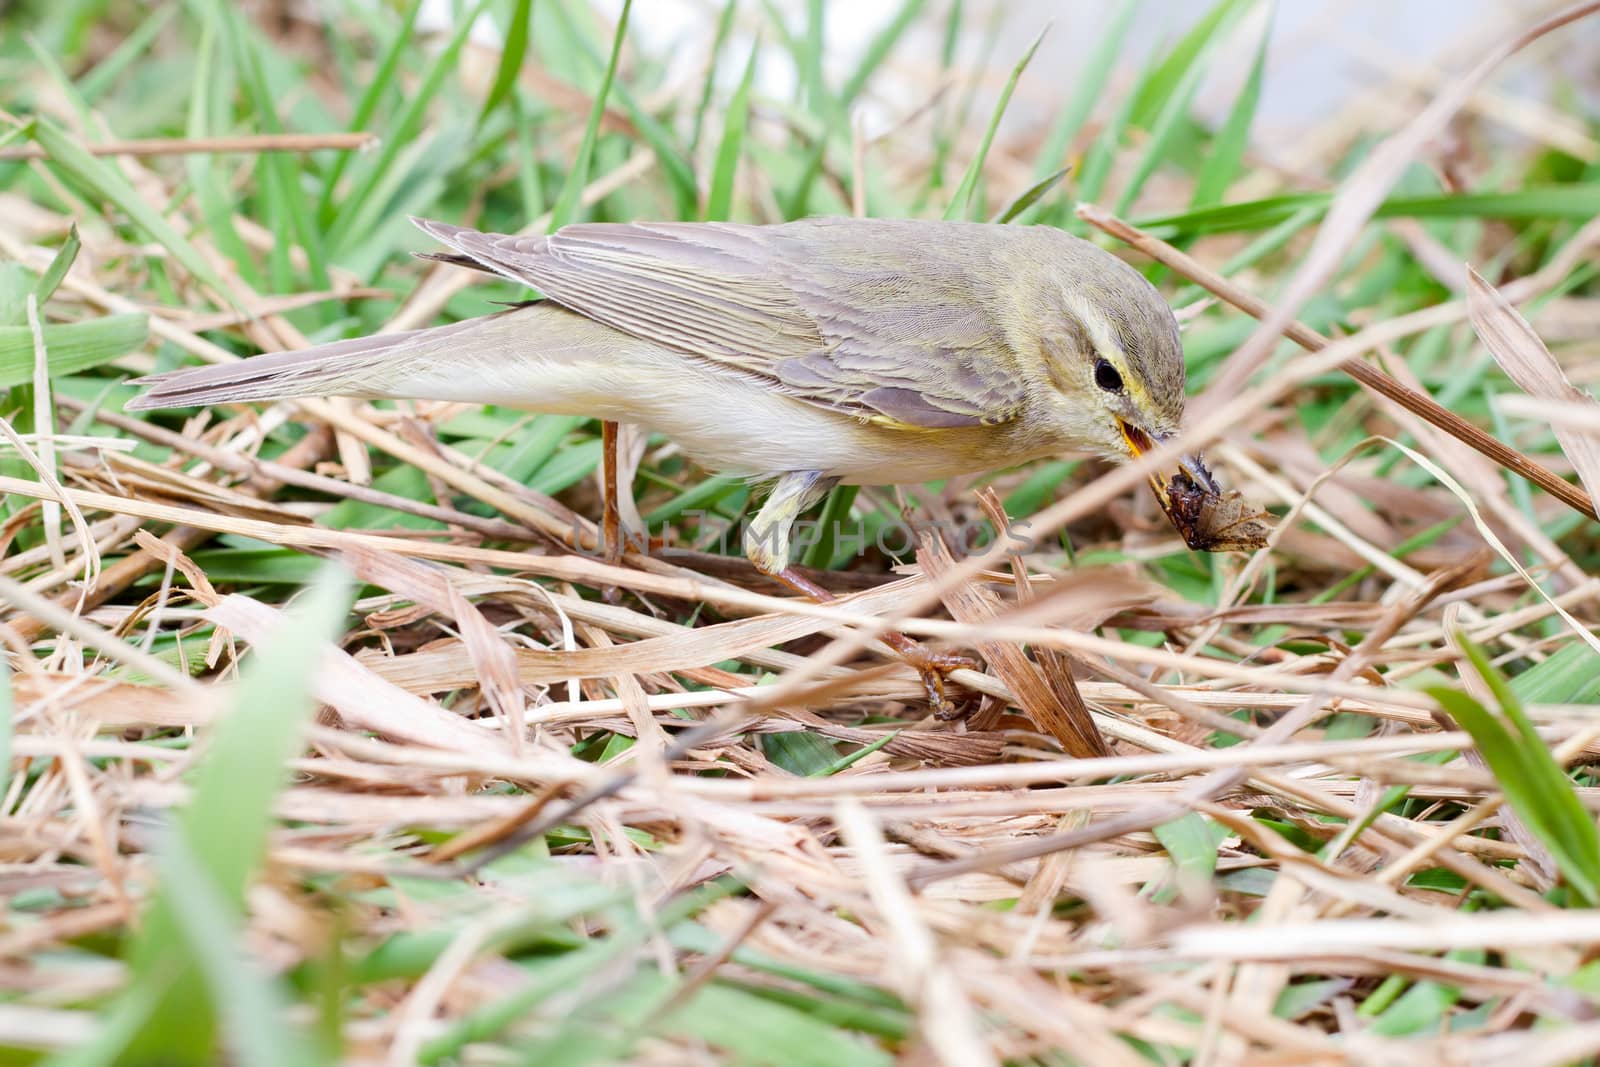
(410, 216, 544, 289)
(414, 250, 489, 272)
(128, 217, 553, 412)
(125, 316, 500, 411)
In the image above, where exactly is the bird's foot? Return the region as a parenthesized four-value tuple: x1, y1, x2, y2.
(767, 564, 981, 717)
(879, 630, 982, 719)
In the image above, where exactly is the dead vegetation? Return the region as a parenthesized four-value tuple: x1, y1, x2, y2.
(4, 1, 1600, 1063)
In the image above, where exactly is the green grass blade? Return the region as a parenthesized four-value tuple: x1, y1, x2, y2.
(991, 164, 1070, 224)
(316, 0, 426, 227)
(71, 568, 355, 1066)
(1141, 183, 1600, 236)
(910, 0, 967, 211)
(1440, 684, 1598, 904)
(1190, 7, 1269, 207)
(801, 0, 827, 114)
(943, 23, 1046, 221)
(0, 119, 33, 155)
(0, 315, 148, 389)
(1127, 0, 1251, 128)
(1368, 975, 1466, 1037)
(28, 118, 236, 305)
(547, 0, 632, 231)
(182, 569, 355, 897)
(326, 0, 490, 253)
(801, 484, 859, 569)
(32, 224, 79, 306)
(1430, 649, 1600, 905)
(642, 473, 743, 527)
(1457, 635, 1600, 901)
(837, 0, 926, 108)
(153, 832, 327, 1067)
(659, 980, 895, 1067)
(511, 93, 548, 219)
(1113, 0, 1255, 216)
(704, 38, 760, 221)
(0, 265, 28, 328)
(23, 34, 98, 132)
(1112, 52, 1210, 217)
(1155, 813, 1222, 884)
(689, 0, 741, 153)
(1510, 643, 1600, 704)
(185, 14, 256, 287)
(814, 730, 900, 776)
(1073, 61, 1140, 214)
(477, 0, 535, 127)
(418, 878, 744, 1064)
(763, 730, 841, 775)
(212, 0, 326, 288)
(318, 124, 469, 281)
(76, 3, 179, 101)
(549, 2, 696, 215)
(773, 0, 915, 217)
(607, 92, 699, 218)
(1031, 1, 1137, 183)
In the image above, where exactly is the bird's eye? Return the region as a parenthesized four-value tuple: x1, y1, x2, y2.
(1094, 358, 1124, 392)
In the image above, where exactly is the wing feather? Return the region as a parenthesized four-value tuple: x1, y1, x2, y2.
(411, 216, 1028, 428)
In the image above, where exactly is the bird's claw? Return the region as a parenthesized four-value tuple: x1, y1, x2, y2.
(766, 559, 983, 719)
(882, 634, 981, 718)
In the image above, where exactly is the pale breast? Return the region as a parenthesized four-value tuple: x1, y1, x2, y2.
(438, 303, 1059, 485)
(619, 366, 1059, 484)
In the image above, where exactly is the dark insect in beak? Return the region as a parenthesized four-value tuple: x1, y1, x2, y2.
(1118, 421, 1271, 552)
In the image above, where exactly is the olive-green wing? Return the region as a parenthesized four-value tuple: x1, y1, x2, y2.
(411, 217, 1026, 429)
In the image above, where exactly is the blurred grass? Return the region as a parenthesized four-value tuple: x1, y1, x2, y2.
(62, 568, 352, 1067)
(2, 0, 1600, 1062)
(1432, 635, 1600, 906)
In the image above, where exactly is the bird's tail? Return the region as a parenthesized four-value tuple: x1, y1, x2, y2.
(125, 312, 522, 411)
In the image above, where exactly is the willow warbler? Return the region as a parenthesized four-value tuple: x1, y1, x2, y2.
(129, 217, 1265, 702)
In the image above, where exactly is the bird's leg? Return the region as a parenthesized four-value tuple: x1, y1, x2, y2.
(745, 471, 979, 716)
(600, 419, 622, 565)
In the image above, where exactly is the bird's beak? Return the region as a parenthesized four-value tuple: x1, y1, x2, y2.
(1118, 420, 1219, 548)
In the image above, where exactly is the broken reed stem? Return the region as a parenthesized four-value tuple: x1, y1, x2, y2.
(1075, 203, 1599, 523)
(0, 132, 378, 161)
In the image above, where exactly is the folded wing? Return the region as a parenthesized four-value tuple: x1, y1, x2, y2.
(412, 217, 1025, 429)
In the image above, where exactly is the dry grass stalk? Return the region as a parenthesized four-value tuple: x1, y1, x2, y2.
(4, 4, 1600, 1062)
(1467, 266, 1600, 508)
(916, 521, 1108, 759)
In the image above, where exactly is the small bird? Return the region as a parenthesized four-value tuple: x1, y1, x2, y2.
(129, 216, 1264, 705)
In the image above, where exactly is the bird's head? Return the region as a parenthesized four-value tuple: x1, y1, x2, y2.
(1032, 238, 1241, 548)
